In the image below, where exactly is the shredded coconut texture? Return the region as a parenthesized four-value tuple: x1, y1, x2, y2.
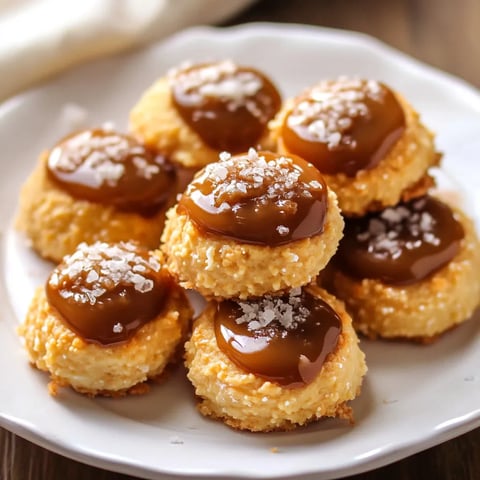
(287, 77, 384, 149)
(48, 241, 161, 305)
(235, 287, 310, 331)
(356, 198, 440, 259)
(186, 148, 324, 212)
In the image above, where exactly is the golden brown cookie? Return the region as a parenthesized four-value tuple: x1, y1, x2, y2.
(16, 128, 177, 262)
(19, 241, 193, 396)
(185, 284, 367, 432)
(270, 77, 439, 216)
(328, 196, 480, 340)
(129, 60, 281, 169)
(161, 149, 344, 299)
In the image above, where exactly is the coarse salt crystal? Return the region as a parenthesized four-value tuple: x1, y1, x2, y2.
(235, 289, 308, 331)
(175, 61, 266, 118)
(358, 201, 441, 257)
(219, 151, 231, 162)
(288, 77, 384, 150)
(113, 323, 124, 333)
(86, 270, 99, 284)
(50, 242, 160, 305)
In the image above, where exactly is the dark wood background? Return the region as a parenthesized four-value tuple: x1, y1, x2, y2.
(2, 0, 479, 479)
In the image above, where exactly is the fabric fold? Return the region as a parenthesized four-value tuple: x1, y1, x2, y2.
(0, 0, 254, 102)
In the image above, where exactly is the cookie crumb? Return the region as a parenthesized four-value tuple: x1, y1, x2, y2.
(128, 382, 150, 396)
(48, 381, 60, 397)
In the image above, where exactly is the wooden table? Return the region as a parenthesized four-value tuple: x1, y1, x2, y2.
(2, 0, 479, 478)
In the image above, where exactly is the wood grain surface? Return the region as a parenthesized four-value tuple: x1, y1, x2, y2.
(2, 0, 479, 479)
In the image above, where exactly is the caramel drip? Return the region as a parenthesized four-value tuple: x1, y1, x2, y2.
(47, 128, 176, 215)
(282, 78, 406, 176)
(336, 196, 465, 285)
(171, 61, 281, 152)
(214, 290, 341, 388)
(178, 150, 329, 246)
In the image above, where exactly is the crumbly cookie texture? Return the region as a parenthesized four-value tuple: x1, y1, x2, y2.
(184, 284, 367, 432)
(129, 77, 273, 169)
(16, 153, 170, 263)
(130, 76, 217, 168)
(330, 208, 480, 340)
(160, 188, 344, 299)
(19, 284, 192, 396)
(271, 92, 439, 216)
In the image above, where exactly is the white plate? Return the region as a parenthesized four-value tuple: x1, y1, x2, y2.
(0, 23, 479, 480)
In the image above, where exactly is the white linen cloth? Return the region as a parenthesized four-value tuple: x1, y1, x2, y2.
(0, 0, 254, 102)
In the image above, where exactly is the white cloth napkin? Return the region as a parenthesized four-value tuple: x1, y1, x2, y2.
(0, 0, 254, 102)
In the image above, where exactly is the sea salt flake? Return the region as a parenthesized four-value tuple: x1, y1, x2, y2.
(52, 241, 160, 304)
(113, 323, 124, 333)
(235, 290, 309, 331)
(176, 61, 264, 115)
(85, 270, 99, 284)
(420, 212, 434, 231)
(423, 232, 440, 246)
(288, 78, 384, 150)
(135, 278, 154, 293)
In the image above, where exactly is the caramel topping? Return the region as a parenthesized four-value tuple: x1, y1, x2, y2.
(47, 128, 176, 215)
(214, 288, 341, 388)
(171, 61, 281, 152)
(282, 78, 406, 176)
(46, 242, 170, 346)
(336, 196, 465, 285)
(178, 149, 329, 246)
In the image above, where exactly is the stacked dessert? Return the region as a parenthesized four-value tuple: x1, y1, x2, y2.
(17, 60, 283, 262)
(162, 148, 367, 431)
(16, 122, 195, 396)
(16, 60, 285, 399)
(270, 77, 480, 341)
(14, 57, 479, 430)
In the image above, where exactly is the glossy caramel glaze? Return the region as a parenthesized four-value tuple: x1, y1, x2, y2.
(336, 196, 465, 285)
(46, 242, 170, 346)
(214, 289, 341, 388)
(171, 61, 281, 152)
(178, 150, 329, 246)
(47, 128, 176, 215)
(282, 78, 405, 176)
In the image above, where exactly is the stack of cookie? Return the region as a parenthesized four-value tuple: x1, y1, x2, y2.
(270, 77, 480, 342)
(15, 60, 282, 397)
(15, 56, 479, 428)
(161, 148, 367, 432)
